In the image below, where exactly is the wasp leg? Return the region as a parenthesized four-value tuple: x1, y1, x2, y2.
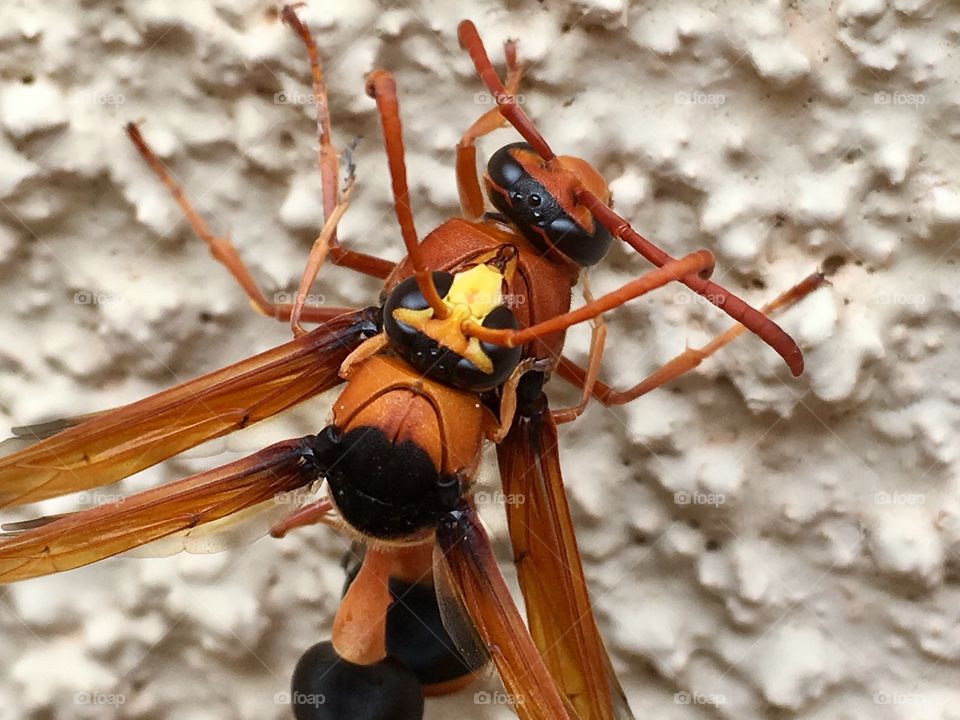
(550, 274, 607, 424)
(556, 271, 827, 405)
(280, 6, 394, 280)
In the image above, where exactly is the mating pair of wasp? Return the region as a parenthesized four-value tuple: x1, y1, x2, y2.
(0, 7, 824, 720)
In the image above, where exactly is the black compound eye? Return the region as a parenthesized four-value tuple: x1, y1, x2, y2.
(486, 142, 612, 267)
(383, 272, 522, 392)
(383, 272, 454, 348)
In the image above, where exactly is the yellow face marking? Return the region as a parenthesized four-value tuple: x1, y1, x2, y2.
(444, 264, 504, 320)
(391, 264, 507, 375)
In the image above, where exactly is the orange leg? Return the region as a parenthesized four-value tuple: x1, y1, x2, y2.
(281, 6, 394, 280)
(550, 278, 607, 424)
(289, 176, 356, 336)
(125, 122, 355, 325)
(456, 39, 523, 219)
(338, 332, 390, 378)
(493, 358, 539, 442)
(269, 498, 334, 538)
(557, 271, 827, 405)
(466, 251, 715, 347)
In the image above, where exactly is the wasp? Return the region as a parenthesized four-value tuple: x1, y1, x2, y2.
(0, 7, 823, 719)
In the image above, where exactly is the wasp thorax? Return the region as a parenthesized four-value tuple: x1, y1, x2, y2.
(383, 267, 522, 391)
(485, 141, 613, 267)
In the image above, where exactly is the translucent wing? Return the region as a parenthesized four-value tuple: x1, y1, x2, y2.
(497, 404, 634, 719)
(0, 437, 321, 582)
(0, 411, 108, 455)
(434, 503, 577, 720)
(121, 486, 316, 558)
(0, 308, 375, 508)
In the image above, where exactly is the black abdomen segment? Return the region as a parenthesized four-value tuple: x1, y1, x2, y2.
(342, 553, 483, 689)
(318, 425, 461, 539)
(386, 577, 481, 689)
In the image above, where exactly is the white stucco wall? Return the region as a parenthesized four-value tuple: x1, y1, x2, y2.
(0, 1, 957, 718)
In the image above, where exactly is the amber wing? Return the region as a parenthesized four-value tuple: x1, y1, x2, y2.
(434, 502, 577, 720)
(0, 437, 323, 582)
(0, 309, 374, 508)
(497, 405, 634, 719)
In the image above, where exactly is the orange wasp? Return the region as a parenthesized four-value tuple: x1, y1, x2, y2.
(0, 8, 823, 719)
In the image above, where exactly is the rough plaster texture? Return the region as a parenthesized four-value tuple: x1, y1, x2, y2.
(0, 0, 957, 718)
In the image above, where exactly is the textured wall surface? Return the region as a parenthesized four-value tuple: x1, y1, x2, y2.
(0, 0, 957, 718)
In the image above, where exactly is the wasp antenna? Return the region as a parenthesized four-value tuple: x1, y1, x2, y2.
(457, 20, 555, 161)
(466, 251, 716, 348)
(365, 70, 449, 319)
